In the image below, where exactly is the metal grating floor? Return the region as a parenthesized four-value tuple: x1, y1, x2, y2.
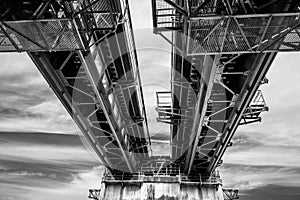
(0, 19, 84, 52)
(188, 13, 300, 54)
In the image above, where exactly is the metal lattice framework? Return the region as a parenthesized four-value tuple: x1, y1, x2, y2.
(152, 0, 300, 179)
(0, 19, 84, 52)
(0, 0, 129, 52)
(188, 13, 300, 54)
(153, 0, 300, 54)
(0, 0, 151, 176)
(1, 0, 300, 193)
(240, 90, 268, 125)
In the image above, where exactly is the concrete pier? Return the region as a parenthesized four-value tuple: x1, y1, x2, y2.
(97, 176, 224, 200)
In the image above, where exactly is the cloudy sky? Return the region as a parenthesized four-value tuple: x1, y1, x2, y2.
(220, 52, 300, 200)
(1, 0, 300, 200)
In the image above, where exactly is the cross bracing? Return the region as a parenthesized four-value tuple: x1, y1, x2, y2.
(0, 0, 300, 186)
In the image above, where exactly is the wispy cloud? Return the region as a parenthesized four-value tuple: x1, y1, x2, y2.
(0, 132, 99, 165)
(219, 53, 300, 195)
(240, 185, 300, 200)
(0, 131, 102, 200)
(220, 164, 300, 190)
(0, 53, 75, 134)
(236, 53, 300, 146)
(224, 131, 300, 167)
(0, 166, 104, 200)
(8, 171, 50, 177)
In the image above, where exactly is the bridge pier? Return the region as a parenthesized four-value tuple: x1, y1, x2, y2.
(95, 175, 224, 200)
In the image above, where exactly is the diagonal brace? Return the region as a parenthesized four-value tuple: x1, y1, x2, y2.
(163, 0, 188, 16)
(192, 0, 213, 16)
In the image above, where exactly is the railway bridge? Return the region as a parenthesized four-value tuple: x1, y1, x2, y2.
(1, 0, 300, 199)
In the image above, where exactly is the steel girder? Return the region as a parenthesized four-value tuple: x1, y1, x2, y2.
(152, 0, 300, 54)
(0, 0, 150, 176)
(152, 0, 300, 177)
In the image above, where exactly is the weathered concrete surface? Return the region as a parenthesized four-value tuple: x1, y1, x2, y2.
(99, 182, 224, 200)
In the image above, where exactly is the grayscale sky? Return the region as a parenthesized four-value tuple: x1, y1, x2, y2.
(1, 0, 300, 200)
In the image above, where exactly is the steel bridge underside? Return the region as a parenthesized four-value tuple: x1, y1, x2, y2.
(1, 0, 300, 181)
(153, 0, 300, 177)
(0, 0, 151, 176)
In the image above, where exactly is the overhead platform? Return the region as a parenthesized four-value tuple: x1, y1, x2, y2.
(188, 13, 300, 54)
(152, 0, 300, 178)
(153, 0, 300, 54)
(0, 19, 84, 52)
(0, 0, 150, 176)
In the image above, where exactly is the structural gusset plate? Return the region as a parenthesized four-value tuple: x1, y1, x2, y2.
(188, 13, 300, 55)
(0, 19, 84, 52)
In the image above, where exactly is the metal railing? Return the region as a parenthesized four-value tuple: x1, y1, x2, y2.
(102, 165, 222, 185)
(188, 13, 300, 55)
(240, 90, 268, 125)
(240, 90, 269, 125)
(152, 0, 183, 30)
(156, 91, 173, 124)
(0, 19, 84, 52)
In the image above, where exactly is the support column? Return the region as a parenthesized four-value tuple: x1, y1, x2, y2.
(95, 176, 225, 200)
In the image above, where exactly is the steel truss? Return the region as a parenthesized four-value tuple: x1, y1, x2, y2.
(30, 49, 139, 173)
(156, 91, 194, 124)
(0, 0, 151, 176)
(183, 53, 272, 175)
(0, 0, 299, 186)
(0, 0, 127, 52)
(240, 90, 268, 125)
(188, 13, 300, 54)
(152, 0, 300, 178)
(101, 157, 222, 185)
(152, 0, 300, 54)
(0, 19, 84, 52)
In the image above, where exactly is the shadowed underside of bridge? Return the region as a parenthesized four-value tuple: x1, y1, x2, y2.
(153, 0, 300, 178)
(0, 0, 151, 176)
(1, 0, 300, 199)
